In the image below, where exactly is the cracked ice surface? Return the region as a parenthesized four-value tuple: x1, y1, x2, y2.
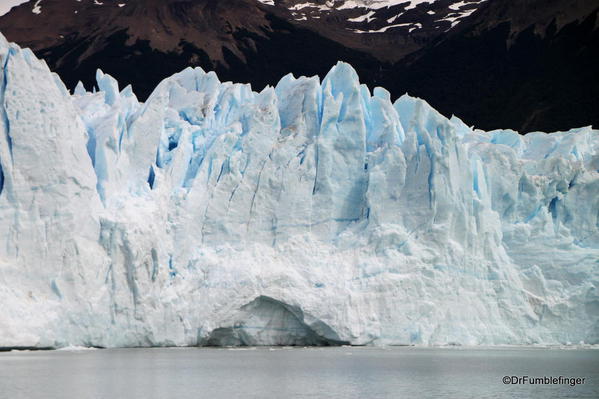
(0, 33, 597, 348)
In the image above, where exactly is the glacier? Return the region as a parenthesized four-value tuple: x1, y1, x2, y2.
(0, 32, 597, 348)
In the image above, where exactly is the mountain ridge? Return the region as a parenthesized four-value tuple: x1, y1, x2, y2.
(0, 0, 596, 132)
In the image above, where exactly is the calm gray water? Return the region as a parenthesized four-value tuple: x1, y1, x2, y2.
(0, 347, 598, 399)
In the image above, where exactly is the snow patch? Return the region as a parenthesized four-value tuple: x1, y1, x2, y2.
(32, 0, 41, 14)
(0, 0, 30, 16)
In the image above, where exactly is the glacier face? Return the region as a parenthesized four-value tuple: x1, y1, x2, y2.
(0, 33, 598, 348)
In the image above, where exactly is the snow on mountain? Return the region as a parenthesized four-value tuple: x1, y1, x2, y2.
(260, 0, 487, 32)
(0, 33, 597, 348)
(0, 0, 31, 16)
(0, 0, 483, 37)
(259, 0, 434, 10)
(259, 1, 433, 10)
(0, 0, 128, 16)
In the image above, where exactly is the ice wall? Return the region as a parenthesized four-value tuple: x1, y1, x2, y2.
(0, 33, 597, 348)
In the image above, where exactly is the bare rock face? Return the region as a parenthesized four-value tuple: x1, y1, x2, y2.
(384, 0, 599, 133)
(1, 0, 597, 132)
(0, 0, 278, 99)
(0, 0, 482, 102)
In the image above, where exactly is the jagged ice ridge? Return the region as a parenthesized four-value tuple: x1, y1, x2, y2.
(0, 33, 597, 348)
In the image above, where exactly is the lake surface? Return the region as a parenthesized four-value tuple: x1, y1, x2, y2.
(0, 346, 598, 399)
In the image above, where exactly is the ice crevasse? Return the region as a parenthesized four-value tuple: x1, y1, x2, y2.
(0, 33, 597, 348)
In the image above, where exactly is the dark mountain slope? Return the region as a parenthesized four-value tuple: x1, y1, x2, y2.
(0, 0, 596, 132)
(384, 0, 599, 132)
(31, 14, 386, 100)
(0, 0, 386, 99)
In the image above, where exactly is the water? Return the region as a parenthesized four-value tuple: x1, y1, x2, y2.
(0, 347, 598, 399)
